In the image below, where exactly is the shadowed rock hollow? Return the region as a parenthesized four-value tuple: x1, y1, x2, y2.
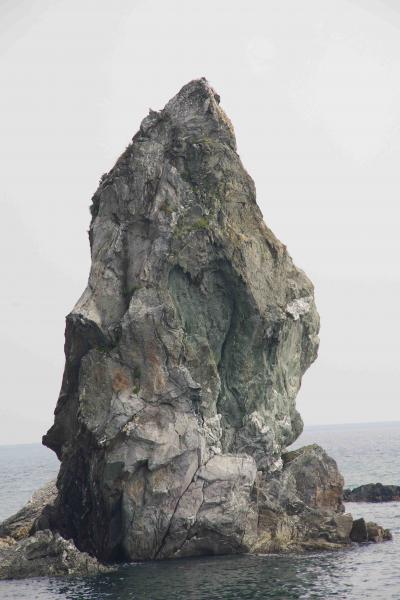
(3, 79, 391, 578)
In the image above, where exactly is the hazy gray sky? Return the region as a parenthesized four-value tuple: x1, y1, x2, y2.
(1, 0, 399, 444)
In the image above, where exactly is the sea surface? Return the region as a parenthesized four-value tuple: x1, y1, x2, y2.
(0, 422, 399, 599)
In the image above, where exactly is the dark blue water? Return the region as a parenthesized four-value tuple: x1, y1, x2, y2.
(1, 422, 399, 599)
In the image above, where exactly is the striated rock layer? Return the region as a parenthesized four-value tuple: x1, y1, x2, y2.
(30, 78, 371, 563)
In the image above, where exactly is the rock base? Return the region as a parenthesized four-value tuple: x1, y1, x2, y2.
(0, 446, 392, 579)
(0, 530, 111, 579)
(0, 483, 111, 580)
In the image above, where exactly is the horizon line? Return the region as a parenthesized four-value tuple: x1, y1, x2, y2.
(1, 419, 400, 447)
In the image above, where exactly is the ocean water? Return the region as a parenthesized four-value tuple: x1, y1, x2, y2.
(0, 422, 399, 600)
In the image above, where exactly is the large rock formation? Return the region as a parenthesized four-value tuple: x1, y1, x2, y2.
(0, 79, 391, 578)
(42, 77, 323, 561)
(0, 481, 57, 542)
(349, 518, 391, 543)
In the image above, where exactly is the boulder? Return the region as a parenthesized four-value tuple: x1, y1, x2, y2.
(349, 517, 369, 542)
(366, 521, 392, 543)
(0, 530, 111, 580)
(254, 444, 353, 552)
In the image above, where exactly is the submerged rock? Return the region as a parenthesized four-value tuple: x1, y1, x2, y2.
(1, 79, 390, 578)
(344, 483, 400, 503)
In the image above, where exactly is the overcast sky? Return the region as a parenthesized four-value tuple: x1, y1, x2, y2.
(1, 0, 399, 444)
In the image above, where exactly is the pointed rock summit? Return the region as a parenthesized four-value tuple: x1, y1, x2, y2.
(2, 80, 390, 578)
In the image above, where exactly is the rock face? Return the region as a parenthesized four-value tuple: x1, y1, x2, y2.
(31, 78, 384, 564)
(344, 483, 400, 503)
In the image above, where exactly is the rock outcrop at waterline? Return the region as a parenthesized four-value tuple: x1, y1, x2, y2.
(0, 79, 391, 578)
(0, 530, 110, 579)
(43, 77, 323, 560)
(0, 481, 57, 542)
(349, 518, 391, 543)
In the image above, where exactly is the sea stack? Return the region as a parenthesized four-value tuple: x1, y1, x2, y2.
(42, 78, 347, 558)
(2, 80, 391, 578)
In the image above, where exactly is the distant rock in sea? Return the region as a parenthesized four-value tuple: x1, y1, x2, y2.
(0, 79, 392, 579)
(344, 483, 400, 503)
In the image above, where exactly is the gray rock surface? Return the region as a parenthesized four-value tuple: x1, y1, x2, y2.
(0, 530, 110, 580)
(42, 78, 322, 561)
(3, 78, 383, 571)
(365, 521, 392, 543)
(0, 482, 113, 580)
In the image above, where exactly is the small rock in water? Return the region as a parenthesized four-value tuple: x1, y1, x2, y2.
(344, 483, 400, 502)
(43, 78, 327, 562)
(366, 522, 392, 543)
